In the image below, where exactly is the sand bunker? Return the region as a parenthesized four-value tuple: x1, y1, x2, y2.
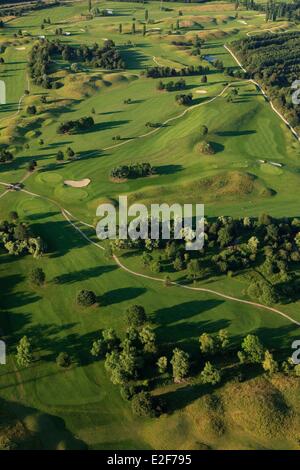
(195, 89, 208, 94)
(15, 47, 26, 50)
(64, 178, 91, 188)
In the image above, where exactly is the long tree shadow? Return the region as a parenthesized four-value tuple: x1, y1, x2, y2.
(29, 220, 89, 257)
(1, 398, 87, 450)
(101, 286, 147, 306)
(154, 299, 229, 353)
(54, 264, 117, 285)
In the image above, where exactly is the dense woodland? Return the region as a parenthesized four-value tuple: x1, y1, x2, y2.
(232, 32, 300, 128)
(110, 214, 300, 307)
(28, 39, 124, 89)
(238, 0, 300, 22)
(143, 64, 209, 79)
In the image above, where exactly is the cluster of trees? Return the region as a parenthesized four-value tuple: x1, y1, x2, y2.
(175, 93, 193, 106)
(0, 0, 59, 18)
(144, 64, 209, 79)
(54, 39, 124, 69)
(57, 116, 94, 134)
(110, 162, 155, 180)
(0, 214, 45, 258)
(232, 32, 300, 128)
(235, 0, 300, 22)
(88, 298, 300, 418)
(0, 148, 13, 163)
(157, 78, 186, 92)
(111, 214, 300, 305)
(56, 147, 76, 162)
(28, 39, 124, 89)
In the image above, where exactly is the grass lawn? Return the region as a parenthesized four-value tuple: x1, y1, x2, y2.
(0, 0, 300, 450)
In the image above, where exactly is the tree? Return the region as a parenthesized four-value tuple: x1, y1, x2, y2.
(9, 211, 18, 223)
(262, 350, 278, 375)
(200, 125, 208, 136)
(170, 348, 190, 382)
(198, 140, 215, 155)
(88, 0, 92, 12)
(29, 267, 45, 286)
(16, 336, 32, 368)
(187, 259, 201, 281)
(132, 22, 136, 34)
(145, 9, 149, 22)
(247, 236, 259, 254)
(238, 334, 264, 364)
(102, 328, 119, 351)
(76, 289, 97, 307)
(14, 223, 29, 241)
(217, 329, 229, 350)
(173, 257, 184, 271)
(141, 251, 152, 267)
(131, 391, 154, 417)
(200, 361, 221, 385)
(199, 332, 215, 355)
(90, 339, 106, 357)
(56, 352, 71, 368)
(139, 326, 156, 354)
(26, 105, 37, 115)
(201, 75, 207, 83)
(150, 260, 161, 273)
(66, 147, 75, 159)
(126, 305, 147, 328)
(157, 356, 168, 374)
(56, 150, 64, 161)
(119, 24, 122, 34)
(27, 160, 37, 172)
(143, 24, 146, 36)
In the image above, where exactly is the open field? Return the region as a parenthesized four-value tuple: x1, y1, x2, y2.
(0, 0, 300, 450)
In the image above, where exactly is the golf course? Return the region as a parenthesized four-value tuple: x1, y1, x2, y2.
(0, 0, 300, 450)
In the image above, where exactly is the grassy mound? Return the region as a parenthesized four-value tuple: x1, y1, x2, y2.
(55, 185, 88, 202)
(224, 378, 292, 439)
(37, 172, 63, 186)
(129, 171, 275, 205)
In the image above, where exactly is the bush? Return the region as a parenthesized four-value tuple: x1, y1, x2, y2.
(131, 391, 154, 417)
(125, 305, 147, 328)
(198, 140, 215, 155)
(120, 384, 138, 401)
(56, 352, 71, 368)
(29, 267, 45, 286)
(76, 289, 97, 307)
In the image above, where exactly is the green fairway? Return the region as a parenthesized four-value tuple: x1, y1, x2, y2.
(0, 0, 300, 451)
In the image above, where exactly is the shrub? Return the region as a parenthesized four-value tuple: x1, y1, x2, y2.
(29, 267, 45, 286)
(76, 289, 97, 307)
(131, 391, 154, 417)
(56, 352, 71, 368)
(198, 140, 215, 155)
(125, 304, 147, 328)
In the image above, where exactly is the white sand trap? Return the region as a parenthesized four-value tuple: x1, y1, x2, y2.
(237, 20, 247, 24)
(102, 38, 108, 40)
(195, 89, 208, 94)
(64, 178, 91, 188)
(15, 47, 26, 50)
(80, 29, 85, 32)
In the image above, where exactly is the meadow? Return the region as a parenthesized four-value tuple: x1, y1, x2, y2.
(0, 0, 300, 450)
